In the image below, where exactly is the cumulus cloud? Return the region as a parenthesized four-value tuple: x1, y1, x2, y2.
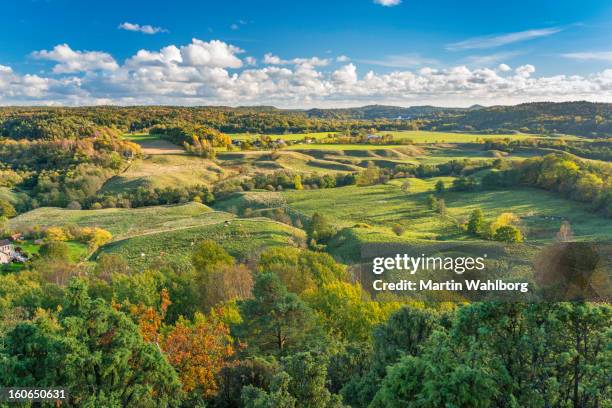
(32, 44, 119, 73)
(3, 39, 612, 106)
(263, 53, 286, 65)
(336, 55, 350, 62)
(374, 0, 401, 6)
(118, 22, 168, 34)
(447, 27, 562, 50)
(180, 39, 243, 68)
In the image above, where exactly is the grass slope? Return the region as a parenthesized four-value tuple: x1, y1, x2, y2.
(101, 154, 225, 192)
(7, 202, 219, 240)
(98, 218, 305, 269)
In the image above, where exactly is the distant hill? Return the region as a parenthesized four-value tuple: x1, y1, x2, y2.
(1, 101, 609, 138)
(428, 101, 612, 137)
(305, 104, 468, 120)
(306, 101, 611, 137)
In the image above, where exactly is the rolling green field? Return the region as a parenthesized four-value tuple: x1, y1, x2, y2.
(229, 130, 584, 145)
(228, 131, 336, 141)
(101, 154, 225, 192)
(214, 176, 612, 264)
(98, 218, 305, 269)
(8, 202, 221, 240)
(5, 129, 604, 273)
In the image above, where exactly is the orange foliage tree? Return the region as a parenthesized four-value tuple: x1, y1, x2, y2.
(161, 311, 235, 397)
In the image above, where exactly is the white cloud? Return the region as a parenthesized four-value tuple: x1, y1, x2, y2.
(358, 54, 438, 68)
(447, 27, 562, 50)
(32, 44, 119, 73)
(332, 63, 358, 85)
(515, 64, 535, 77)
(561, 51, 612, 62)
(4, 39, 612, 107)
(464, 51, 522, 66)
(180, 39, 243, 68)
(336, 55, 350, 62)
(230, 23, 240, 30)
(244, 56, 257, 66)
(118, 22, 168, 35)
(374, 0, 401, 6)
(263, 53, 286, 65)
(263, 54, 329, 67)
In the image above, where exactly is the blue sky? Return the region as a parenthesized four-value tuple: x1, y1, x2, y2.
(0, 0, 611, 107)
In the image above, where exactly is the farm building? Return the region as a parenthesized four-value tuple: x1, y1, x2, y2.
(0, 239, 14, 264)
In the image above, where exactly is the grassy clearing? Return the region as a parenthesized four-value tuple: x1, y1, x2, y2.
(7, 202, 222, 240)
(370, 130, 564, 144)
(228, 132, 336, 141)
(98, 218, 305, 270)
(101, 154, 225, 192)
(122, 133, 161, 142)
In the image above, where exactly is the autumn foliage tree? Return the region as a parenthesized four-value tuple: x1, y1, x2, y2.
(162, 311, 235, 398)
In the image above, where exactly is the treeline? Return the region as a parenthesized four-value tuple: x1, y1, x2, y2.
(0, 106, 415, 138)
(214, 170, 357, 198)
(87, 185, 215, 209)
(2, 102, 608, 139)
(429, 101, 612, 138)
(0, 240, 609, 407)
(484, 137, 612, 161)
(481, 154, 611, 217)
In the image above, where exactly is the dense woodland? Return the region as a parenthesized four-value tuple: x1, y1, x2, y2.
(1, 101, 611, 138)
(0, 242, 609, 407)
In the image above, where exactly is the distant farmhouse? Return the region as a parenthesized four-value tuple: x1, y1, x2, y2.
(0, 239, 14, 264)
(0, 238, 27, 264)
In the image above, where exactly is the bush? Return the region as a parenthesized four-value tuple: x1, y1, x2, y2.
(493, 225, 523, 243)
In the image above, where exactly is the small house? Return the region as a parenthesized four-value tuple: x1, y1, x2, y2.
(0, 239, 14, 264)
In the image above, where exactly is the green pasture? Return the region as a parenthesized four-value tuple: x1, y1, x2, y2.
(98, 217, 305, 270)
(7, 202, 223, 240)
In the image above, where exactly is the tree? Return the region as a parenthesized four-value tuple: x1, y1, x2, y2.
(38, 241, 70, 261)
(192, 240, 235, 309)
(243, 353, 345, 408)
(257, 247, 346, 294)
(44, 226, 70, 241)
(0, 279, 183, 407)
(162, 311, 235, 399)
(426, 194, 437, 210)
(192, 240, 235, 276)
(453, 176, 478, 191)
(303, 281, 400, 343)
(467, 209, 484, 235)
(242, 372, 297, 408)
(307, 213, 336, 245)
(235, 273, 322, 356)
(436, 199, 447, 216)
(434, 180, 445, 195)
(342, 307, 440, 407)
(216, 357, 279, 408)
(494, 225, 523, 242)
(356, 162, 382, 186)
(0, 199, 16, 218)
(293, 175, 304, 190)
(205, 263, 254, 307)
